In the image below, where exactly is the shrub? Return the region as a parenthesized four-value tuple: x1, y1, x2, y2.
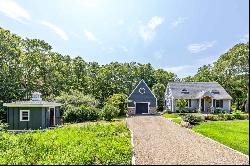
(55, 90, 99, 112)
(176, 108, 198, 113)
(221, 114, 235, 120)
(183, 114, 205, 125)
(101, 104, 120, 121)
(214, 108, 227, 114)
(205, 114, 219, 121)
(80, 106, 100, 121)
(180, 121, 192, 128)
(63, 105, 81, 123)
(238, 114, 249, 120)
(232, 110, 244, 119)
(0, 120, 8, 131)
(106, 94, 128, 116)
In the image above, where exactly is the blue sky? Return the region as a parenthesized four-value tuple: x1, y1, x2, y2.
(0, 0, 249, 78)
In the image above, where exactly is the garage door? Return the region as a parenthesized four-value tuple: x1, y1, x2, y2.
(136, 103, 148, 114)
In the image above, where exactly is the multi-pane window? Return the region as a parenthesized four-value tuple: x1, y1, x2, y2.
(20, 110, 30, 121)
(215, 100, 223, 108)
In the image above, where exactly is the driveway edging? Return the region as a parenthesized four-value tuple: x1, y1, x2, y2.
(163, 117, 249, 158)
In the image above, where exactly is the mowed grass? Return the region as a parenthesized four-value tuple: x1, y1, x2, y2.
(162, 113, 179, 119)
(192, 120, 249, 155)
(172, 117, 182, 124)
(0, 122, 132, 165)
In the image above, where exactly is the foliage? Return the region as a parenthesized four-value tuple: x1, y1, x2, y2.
(55, 90, 98, 110)
(106, 93, 128, 116)
(152, 83, 166, 111)
(231, 110, 244, 119)
(192, 120, 249, 155)
(0, 120, 8, 131)
(214, 108, 227, 114)
(205, 114, 220, 121)
(0, 103, 6, 122)
(101, 104, 120, 121)
(176, 108, 198, 113)
(183, 114, 205, 125)
(172, 118, 182, 124)
(176, 99, 187, 110)
(205, 112, 248, 121)
(80, 106, 100, 121)
(63, 105, 100, 123)
(162, 113, 179, 119)
(0, 122, 132, 165)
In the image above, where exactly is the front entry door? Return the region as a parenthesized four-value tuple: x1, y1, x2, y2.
(136, 103, 148, 114)
(201, 99, 204, 112)
(49, 108, 55, 127)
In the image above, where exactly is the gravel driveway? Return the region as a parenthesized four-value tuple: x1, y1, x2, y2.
(126, 115, 249, 165)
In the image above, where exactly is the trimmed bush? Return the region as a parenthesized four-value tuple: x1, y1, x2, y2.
(183, 114, 205, 125)
(205, 114, 219, 121)
(101, 104, 120, 121)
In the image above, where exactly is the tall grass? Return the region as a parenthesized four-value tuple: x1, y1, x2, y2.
(0, 122, 132, 165)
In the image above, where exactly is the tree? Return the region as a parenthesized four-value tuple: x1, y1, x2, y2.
(106, 93, 128, 116)
(152, 83, 166, 111)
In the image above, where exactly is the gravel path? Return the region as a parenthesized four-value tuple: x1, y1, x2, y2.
(126, 115, 249, 165)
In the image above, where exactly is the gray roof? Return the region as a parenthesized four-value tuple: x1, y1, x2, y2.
(167, 82, 232, 100)
(3, 101, 61, 107)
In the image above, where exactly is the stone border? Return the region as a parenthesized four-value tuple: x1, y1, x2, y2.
(126, 118, 136, 165)
(163, 117, 249, 158)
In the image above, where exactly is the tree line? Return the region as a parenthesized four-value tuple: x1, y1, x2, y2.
(0, 27, 249, 112)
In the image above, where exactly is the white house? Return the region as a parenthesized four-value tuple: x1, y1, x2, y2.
(165, 82, 232, 113)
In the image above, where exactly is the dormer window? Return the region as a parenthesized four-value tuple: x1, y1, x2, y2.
(211, 90, 220, 94)
(181, 89, 189, 94)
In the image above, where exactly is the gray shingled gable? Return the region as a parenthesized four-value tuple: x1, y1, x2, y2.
(167, 82, 232, 100)
(128, 80, 157, 107)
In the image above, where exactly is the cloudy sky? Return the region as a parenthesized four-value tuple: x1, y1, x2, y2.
(0, 0, 249, 78)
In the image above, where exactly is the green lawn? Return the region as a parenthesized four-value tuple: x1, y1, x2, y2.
(172, 117, 182, 124)
(192, 120, 249, 155)
(0, 122, 132, 165)
(162, 113, 179, 119)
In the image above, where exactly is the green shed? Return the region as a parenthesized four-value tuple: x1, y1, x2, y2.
(3, 92, 62, 130)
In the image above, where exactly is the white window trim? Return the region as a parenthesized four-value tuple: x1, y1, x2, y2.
(20, 110, 30, 121)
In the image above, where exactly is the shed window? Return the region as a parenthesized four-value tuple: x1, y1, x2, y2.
(216, 100, 223, 108)
(20, 110, 30, 121)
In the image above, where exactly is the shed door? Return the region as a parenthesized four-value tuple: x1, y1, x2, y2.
(136, 103, 148, 114)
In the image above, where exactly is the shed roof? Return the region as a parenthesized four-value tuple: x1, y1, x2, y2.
(168, 82, 232, 100)
(3, 101, 62, 107)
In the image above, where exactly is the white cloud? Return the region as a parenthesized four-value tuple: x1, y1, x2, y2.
(83, 29, 98, 41)
(139, 16, 164, 42)
(40, 21, 68, 40)
(118, 19, 125, 25)
(171, 17, 188, 27)
(240, 34, 249, 43)
(164, 55, 219, 78)
(0, 0, 30, 22)
(187, 41, 216, 53)
(165, 65, 195, 74)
